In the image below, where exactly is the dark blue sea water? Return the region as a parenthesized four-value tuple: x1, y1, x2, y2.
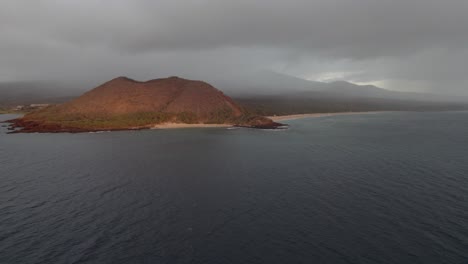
(1, 112, 468, 264)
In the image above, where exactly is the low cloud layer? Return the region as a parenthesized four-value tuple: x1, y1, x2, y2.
(1, 0, 468, 94)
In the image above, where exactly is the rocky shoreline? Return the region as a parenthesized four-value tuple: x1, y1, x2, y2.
(3, 118, 287, 134)
(3, 119, 148, 134)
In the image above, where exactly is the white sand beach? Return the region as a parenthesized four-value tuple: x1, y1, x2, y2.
(268, 111, 383, 122)
(149, 112, 384, 129)
(150, 123, 232, 129)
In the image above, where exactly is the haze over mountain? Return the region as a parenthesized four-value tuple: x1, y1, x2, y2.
(212, 71, 467, 103)
(0, 81, 87, 106)
(2, 1, 468, 96)
(1, 71, 467, 114)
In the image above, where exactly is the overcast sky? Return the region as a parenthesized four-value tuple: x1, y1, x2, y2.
(1, 0, 468, 94)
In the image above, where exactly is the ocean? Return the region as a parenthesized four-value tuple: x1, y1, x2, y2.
(1, 112, 468, 264)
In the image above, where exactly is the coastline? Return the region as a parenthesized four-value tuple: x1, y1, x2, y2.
(268, 111, 384, 122)
(3, 111, 386, 133)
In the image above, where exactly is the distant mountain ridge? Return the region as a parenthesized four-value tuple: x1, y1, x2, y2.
(1, 72, 466, 106)
(213, 71, 467, 103)
(2, 72, 468, 122)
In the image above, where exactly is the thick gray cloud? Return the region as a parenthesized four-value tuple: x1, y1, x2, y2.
(1, 0, 468, 94)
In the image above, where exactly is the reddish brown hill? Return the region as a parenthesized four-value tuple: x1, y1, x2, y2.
(53, 76, 243, 118)
(7, 76, 284, 133)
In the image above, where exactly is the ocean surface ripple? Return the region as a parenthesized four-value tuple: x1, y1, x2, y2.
(1, 112, 468, 264)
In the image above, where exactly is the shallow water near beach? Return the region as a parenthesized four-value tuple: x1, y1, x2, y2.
(1, 112, 468, 264)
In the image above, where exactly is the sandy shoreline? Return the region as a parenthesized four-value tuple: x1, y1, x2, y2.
(150, 112, 384, 129)
(150, 123, 232, 129)
(268, 111, 383, 122)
